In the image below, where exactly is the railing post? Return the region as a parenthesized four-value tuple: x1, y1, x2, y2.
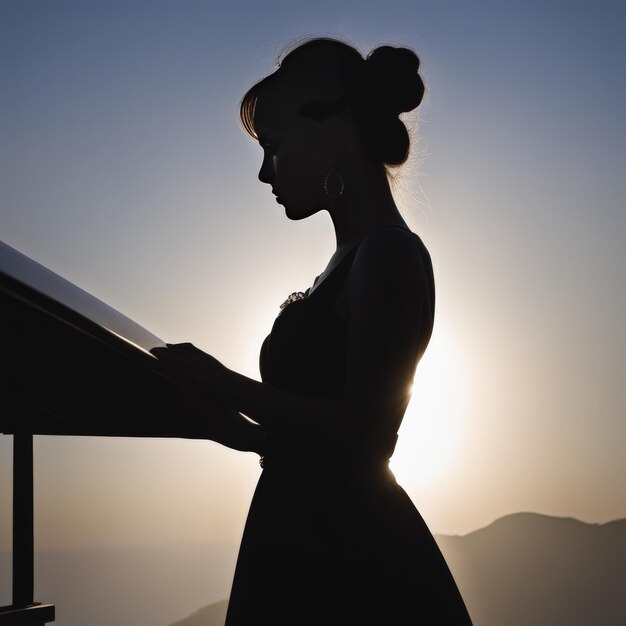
(12, 432, 34, 608)
(0, 432, 54, 624)
(0, 434, 55, 624)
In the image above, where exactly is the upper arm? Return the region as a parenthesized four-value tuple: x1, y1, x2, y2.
(339, 229, 434, 446)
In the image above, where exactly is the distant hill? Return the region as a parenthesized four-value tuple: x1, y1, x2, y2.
(438, 512, 626, 626)
(169, 513, 626, 626)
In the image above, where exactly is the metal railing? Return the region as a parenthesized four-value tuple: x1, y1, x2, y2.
(0, 241, 239, 625)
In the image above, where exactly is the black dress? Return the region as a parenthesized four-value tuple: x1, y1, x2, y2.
(225, 227, 472, 625)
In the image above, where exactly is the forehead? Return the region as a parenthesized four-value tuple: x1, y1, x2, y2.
(253, 85, 301, 139)
(253, 70, 336, 139)
(253, 96, 285, 138)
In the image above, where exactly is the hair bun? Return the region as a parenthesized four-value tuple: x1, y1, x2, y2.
(366, 46, 424, 115)
(241, 37, 425, 168)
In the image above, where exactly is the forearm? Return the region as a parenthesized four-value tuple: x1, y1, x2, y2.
(204, 411, 271, 455)
(176, 393, 271, 454)
(221, 370, 342, 445)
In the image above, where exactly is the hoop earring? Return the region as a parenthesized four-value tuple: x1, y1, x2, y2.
(324, 167, 344, 200)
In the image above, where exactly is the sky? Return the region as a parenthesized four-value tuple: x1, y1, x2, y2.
(1, 0, 624, 568)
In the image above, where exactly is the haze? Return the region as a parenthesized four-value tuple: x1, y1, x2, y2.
(1, 0, 623, 568)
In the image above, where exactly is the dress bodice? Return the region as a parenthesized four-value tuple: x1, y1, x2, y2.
(258, 226, 432, 463)
(259, 243, 357, 400)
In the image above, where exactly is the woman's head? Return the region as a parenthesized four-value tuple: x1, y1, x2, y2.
(241, 37, 424, 218)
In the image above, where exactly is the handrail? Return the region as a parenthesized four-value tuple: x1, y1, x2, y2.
(0, 241, 240, 625)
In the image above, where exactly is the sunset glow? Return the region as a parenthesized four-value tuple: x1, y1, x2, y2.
(1, 0, 622, 585)
(390, 318, 467, 487)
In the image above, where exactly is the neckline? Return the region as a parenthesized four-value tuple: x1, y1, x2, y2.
(306, 224, 412, 300)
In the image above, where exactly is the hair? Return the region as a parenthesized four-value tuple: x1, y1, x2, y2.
(240, 37, 425, 167)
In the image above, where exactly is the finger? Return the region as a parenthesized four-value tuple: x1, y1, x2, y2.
(151, 346, 178, 354)
(150, 348, 186, 362)
(156, 351, 188, 361)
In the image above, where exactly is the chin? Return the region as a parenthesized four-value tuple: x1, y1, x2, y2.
(285, 208, 307, 221)
(284, 202, 321, 221)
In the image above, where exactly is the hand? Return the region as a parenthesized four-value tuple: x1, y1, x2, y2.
(150, 342, 230, 391)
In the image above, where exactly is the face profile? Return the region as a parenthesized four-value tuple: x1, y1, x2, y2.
(254, 85, 351, 220)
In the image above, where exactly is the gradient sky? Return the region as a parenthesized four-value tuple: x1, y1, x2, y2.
(1, 0, 624, 563)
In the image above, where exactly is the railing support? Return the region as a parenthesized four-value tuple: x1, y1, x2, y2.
(0, 433, 54, 625)
(13, 432, 34, 608)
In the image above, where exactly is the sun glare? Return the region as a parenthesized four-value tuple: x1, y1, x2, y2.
(390, 319, 467, 488)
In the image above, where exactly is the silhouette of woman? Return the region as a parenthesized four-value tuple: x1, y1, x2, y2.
(152, 37, 472, 625)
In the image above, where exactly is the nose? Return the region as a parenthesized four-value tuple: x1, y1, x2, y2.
(258, 151, 275, 185)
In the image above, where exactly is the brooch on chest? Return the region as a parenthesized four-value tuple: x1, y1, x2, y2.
(280, 289, 310, 310)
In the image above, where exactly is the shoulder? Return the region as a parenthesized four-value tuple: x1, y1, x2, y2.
(345, 226, 435, 332)
(351, 226, 432, 292)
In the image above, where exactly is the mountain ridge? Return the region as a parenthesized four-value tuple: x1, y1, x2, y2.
(448, 510, 626, 539)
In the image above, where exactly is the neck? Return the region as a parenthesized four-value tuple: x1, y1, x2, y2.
(326, 160, 407, 252)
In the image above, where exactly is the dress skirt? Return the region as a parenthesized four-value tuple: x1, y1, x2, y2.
(224, 453, 472, 625)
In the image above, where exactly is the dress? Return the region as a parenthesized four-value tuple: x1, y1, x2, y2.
(225, 227, 472, 625)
